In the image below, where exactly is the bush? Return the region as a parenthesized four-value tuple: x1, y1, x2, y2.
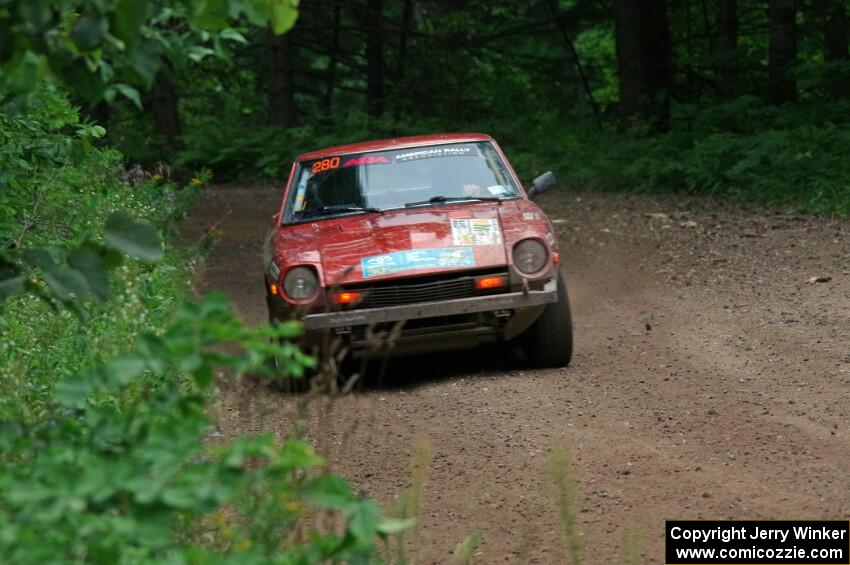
(622, 99, 850, 215)
(1, 88, 407, 563)
(491, 98, 850, 217)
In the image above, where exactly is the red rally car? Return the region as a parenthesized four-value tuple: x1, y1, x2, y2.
(263, 134, 572, 375)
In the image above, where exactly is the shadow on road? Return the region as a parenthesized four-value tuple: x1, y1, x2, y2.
(345, 343, 528, 392)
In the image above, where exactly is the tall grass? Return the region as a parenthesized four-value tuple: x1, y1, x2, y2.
(388, 439, 433, 565)
(549, 447, 582, 565)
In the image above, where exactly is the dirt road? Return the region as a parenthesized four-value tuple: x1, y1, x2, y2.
(182, 184, 850, 563)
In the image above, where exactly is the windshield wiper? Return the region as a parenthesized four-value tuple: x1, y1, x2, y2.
(404, 195, 503, 208)
(298, 205, 384, 218)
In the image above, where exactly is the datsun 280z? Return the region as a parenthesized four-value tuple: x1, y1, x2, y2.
(263, 134, 572, 389)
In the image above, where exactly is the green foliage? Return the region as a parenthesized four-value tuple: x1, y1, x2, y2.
(96, 0, 846, 217)
(0, 83, 404, 563)
(173, 111, 442, 179)
(0, 85, 179, 321)
(1, 295, 395, 564)
(494, 97, 850, 217)
(0, 0, 299, 107)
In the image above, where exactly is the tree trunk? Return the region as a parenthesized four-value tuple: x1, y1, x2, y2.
(396, 0, 413, 82)
(392, 0, 414, 123)
(716, 0, 738, 97)
(613, 0, 671, 127)
(823, 0, 849, 100)
(768, 0, 797, 105)
(547, 0, 603, 131)
(268, 32, 296, 127)
(365, 0, 384, 118)
(152, 74, 181, 151)
(324, 1, 342, 111)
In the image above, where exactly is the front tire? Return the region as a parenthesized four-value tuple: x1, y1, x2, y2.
(522, 272, 573, 368)
(267, 291, 312, 393)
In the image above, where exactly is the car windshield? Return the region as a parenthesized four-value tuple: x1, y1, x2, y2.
(284, 141, 521, 223)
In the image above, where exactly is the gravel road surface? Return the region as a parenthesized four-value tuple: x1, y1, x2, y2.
(181, 184, 850, 563)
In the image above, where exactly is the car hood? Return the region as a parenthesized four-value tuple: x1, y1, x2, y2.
(273, 202, 540, 286)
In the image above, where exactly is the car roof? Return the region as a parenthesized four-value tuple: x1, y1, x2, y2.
(295, 133, 494, 161)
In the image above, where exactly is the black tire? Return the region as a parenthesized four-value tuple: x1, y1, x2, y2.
(522, 272, 573, 368)
(267, 292, 312, 393)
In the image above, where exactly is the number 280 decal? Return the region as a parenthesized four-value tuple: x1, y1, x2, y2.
(311, 157, 340, 174)
(310, 154, 392, 174)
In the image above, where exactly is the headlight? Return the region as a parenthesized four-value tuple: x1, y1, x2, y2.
(512, 239, 548, 274)
(283, 266, 319, 300)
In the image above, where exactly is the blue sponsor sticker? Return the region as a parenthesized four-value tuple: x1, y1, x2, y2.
(361, 247, 475, 278)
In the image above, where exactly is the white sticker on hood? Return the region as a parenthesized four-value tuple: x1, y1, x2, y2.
(451, 218, 502, 246)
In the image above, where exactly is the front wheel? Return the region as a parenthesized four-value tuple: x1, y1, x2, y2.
(522, 272, 573, 368)
(267, 292, 312, 393)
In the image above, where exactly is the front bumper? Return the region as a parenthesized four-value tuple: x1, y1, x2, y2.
(303, 279, 558, 330)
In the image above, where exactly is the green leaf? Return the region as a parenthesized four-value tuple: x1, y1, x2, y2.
(242, 0, 272, 27)
(54, 374, 97, 406)
(376, 517, 417, 535)
(303, 475, 354, 509)
(71, 15, 109, 52)
(270, 0, 299, 35)
(188, 46, 216, 63)
(0, 275, 24, 301)
(22, 249, 56, 270)
(272, 320, 304, 339)
(42, 266, 90, 302)
(220, 28, 249, 44)
(115, 83, 142, 110)
(126, 39, 163, 85)
(194, 0, 229, 31)
(278, 439, 324, 471)
(104, 355, 148, 386)
(161, 484, 202, 509)
(105, 212, 163, 262)
(111, 0, 149, 49)
(61, 60, 106, 102)
(68, 246, 110, 301)
(345, 499, 381, 544)
(19, 0, 52, 28)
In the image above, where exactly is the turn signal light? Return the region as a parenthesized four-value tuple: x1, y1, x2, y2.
(475, 275, 508, 290)
(331, 291, 362, 305)
(269, 283, 278, 295)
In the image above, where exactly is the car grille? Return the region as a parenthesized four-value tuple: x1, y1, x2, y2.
(341, 270, 508, 310)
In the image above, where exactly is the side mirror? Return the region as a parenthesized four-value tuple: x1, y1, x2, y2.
(527, 171, 557, 199)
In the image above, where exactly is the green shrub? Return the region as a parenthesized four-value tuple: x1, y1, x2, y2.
(0, 86, 195, 421)
(1, 87, 408, 563)
(492, 98, 850, 217)
(1, 293, 406, 564)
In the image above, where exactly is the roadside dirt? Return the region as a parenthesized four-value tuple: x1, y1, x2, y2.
(181, 184, 850, 564)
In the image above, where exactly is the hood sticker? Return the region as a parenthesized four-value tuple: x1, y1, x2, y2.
(361, 247, 475, 278)
(451, 218, 502, 246)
